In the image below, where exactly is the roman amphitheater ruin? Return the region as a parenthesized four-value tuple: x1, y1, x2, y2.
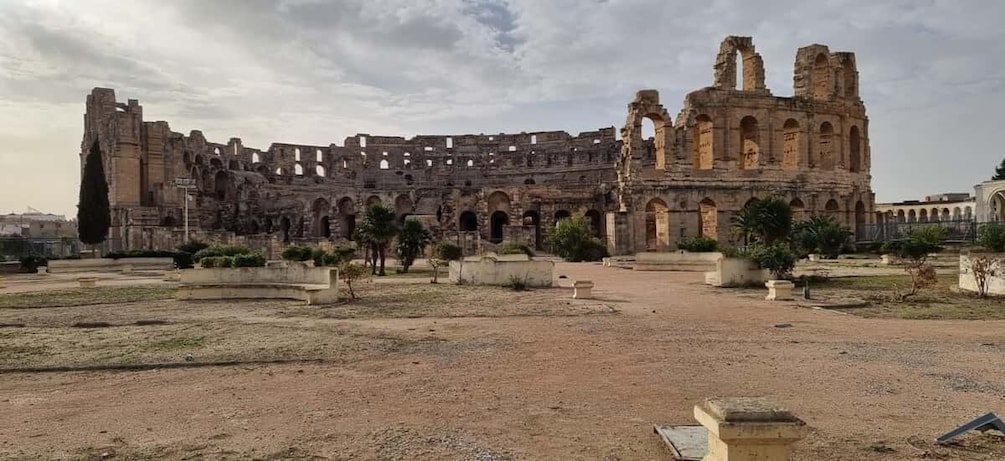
(81, 36, 874, 256)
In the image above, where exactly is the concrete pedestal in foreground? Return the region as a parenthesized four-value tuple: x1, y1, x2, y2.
(694, 397, 806, 461)
(764, 280, 794, 301)
(572, 280, 594, 299)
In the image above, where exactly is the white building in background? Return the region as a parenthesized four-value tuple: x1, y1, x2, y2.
(0, 207, 78, 238)
(874, 192, 975, 224)
(974, 179, 1005, 222)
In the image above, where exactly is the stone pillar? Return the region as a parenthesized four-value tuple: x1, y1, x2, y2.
(572, 280, 594, 299)
(605, 211, 633, 256)
(694, 397, 806, 461)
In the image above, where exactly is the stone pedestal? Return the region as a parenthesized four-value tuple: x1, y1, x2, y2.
(807, 254, 819, 262)
(694, 397, 806, 461)
(573, 280, 594, 299)
(880, 254, 894, 265)
(764, 280, 794, 301)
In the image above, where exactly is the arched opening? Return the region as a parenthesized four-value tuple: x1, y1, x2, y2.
(161, 215, 177, 227)
(953, 207, 962, 220)
(919, 209, 929, 222)
(813, 53, 832, 100)
(554, 210, 572, 224)
(338, 197, 356, 239)
(524, 178, 535, 185)
(908, 209, 917, 223)
(642, 115, 669, 169)
(316, 165, 326, 177)
(645, 198, 670, 250)
(294, 163, 304, 176)
(214, 171, 230, 201)
(194, 155, 205, 166)
(739, 116, 759, 169)
(211, 158, 223, 168)
(394, 194, 413, 217)
(585, 209, 603, 238)
(379, 159, 389, 170)
(855, 201, 866, 237)
(522, 210, 542, 249)
(897, 210, 906, 223)
(789, 198, 806, 222)
(931, 208, 939, 222)
(825, 199, 840, 222)
(459, 211, 478, 232)
(316, 149, 323, 162)
(818, 122, 835, 170)
(228, 160, 240, 170)
(699, 198, 717, 240)
(312, 198, 331, 237)
(248, 220, 260, 235)
(693, 115, 714, 170)
(490, 211, 508, 243)
(320, 216, 331, 238)
(941, 208, 951, 222)
(264, 218, 274, 234)
(849, 126, 861, 173)
(280, 216, 291, 243)
(251, 152, 260, 163)
(782, 119, 800, 170)
(965, 206, 974, 220)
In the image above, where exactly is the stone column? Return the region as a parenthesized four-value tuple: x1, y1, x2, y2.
(694, 397, 806, 461)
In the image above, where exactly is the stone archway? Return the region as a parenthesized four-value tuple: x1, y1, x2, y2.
(645, 198, 669, 250)
(490, 211, 508, 244)
(522, 210, 542, 249)
(699, 198, 717, 240)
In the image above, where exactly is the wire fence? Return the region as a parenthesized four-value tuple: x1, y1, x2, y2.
(855, 219, 993, 243)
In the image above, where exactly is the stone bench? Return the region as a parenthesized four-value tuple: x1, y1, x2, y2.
(177, 266, 339, 305)
(78, 277, 99, 288)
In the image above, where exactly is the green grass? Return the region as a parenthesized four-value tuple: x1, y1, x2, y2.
(0, 286, 177, 309)
(142, 337, 206, 351)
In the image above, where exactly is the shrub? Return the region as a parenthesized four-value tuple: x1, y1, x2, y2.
(19, 255, 46, 273)
(885, 228, 945, 301)
(177, 240, 209, 255)
(747, 244, 796, 280)
(790, 216, 851, 259)
(281, 245, 313, 262)
(232, 253, 266, 267)
(310, 247, 327, 266)
(968, 254, 1002, 298)
(731, 197, 793, 245)
(551, 216, 609, 262)
(676, 236, 718, 252)
(194, 245, 251, 260)
(497, 243, 535, 257)
(321, 246, 356, 267)
(173, 252, 195, 269)
(978, 223, 1005, 252)
(436, 242, 463, 261)
(505, 274, 529, 291)
(911, 226, 948, 247)
(395, 220, 433, 273)
(199, 256, 234, 268)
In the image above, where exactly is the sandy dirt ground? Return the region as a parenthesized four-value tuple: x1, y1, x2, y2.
(1, 262, 1004, 460)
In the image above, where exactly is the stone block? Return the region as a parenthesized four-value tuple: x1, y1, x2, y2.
(765, 280, 794, 301)
(572, 280, 594, 299)
(694, 397, 806, 461)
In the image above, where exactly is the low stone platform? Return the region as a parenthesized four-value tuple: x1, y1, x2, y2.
(177, 266, 339, 305)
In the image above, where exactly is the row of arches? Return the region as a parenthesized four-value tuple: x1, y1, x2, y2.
(688, 116, 862, 172)
(642, 196, 866, 250)
(884, 206, 973, 224)
(456, 208, 600, 246)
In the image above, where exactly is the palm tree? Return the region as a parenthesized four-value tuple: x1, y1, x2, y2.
(357, 204, 398, 276)
(395, 219, 431, 273)
(731, 197, 793, 245)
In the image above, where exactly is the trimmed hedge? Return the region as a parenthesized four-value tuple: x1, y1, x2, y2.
(232, 253, 266, 267)
(676, 236, 718, 252)
(199, 256, 235, 268)
(281, 245, 313, 262)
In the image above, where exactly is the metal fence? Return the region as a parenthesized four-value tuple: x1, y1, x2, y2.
(856, 219, 990, 243)
(0, 237, 81, 260)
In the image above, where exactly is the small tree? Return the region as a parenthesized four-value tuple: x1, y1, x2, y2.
(968, 254, 1001, 298)
(551, 216, 609, 262)
(357, 204, 398, 276)
(338, 261, 370, 300)
(993, 157, 1005, 181)
(395, 219, 431, 273)
(747, 244, 797, 280)
(790, 216, 851, 259)
(884, 227, 945, 300)
(77, 139, 111, 250)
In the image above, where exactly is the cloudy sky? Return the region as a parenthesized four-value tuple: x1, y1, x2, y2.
(1, 0, 1003, 217)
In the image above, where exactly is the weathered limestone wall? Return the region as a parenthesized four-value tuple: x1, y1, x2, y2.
(633, 251, 723, 272)
(81, 35, 874, 257)
(47, 257, 175, 273)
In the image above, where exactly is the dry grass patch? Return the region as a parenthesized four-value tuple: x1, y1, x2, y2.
(0, 286, 176, 309)
(810, 274, 1005, 320)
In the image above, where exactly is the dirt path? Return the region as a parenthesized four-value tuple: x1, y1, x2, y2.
(1, 263, 1003, 460)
